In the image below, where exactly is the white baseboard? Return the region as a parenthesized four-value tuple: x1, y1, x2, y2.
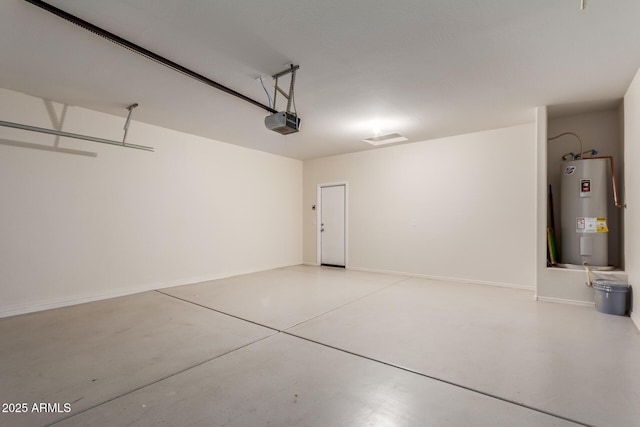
(536, 295, 595, 308)
(0, 262, 300, 319)
(631, 311, 640, 332)
(347, 266, 535, 291)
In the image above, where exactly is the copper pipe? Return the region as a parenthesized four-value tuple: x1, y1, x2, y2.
(584, 156, 624, 208)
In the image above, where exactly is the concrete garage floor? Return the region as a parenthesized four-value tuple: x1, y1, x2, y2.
(1, 266, 638, 427)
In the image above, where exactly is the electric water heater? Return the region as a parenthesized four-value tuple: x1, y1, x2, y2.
(560, 159, 608, 266)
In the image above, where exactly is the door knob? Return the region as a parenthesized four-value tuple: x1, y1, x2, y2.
(321, 228, 325, 232)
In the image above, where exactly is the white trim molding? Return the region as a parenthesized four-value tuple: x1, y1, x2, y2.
(316, 181, 349, 268)
(0, 263, 298, 319)
(348, 266, 535, 291)
(631, 311, 640, 332)
(536, 295, 596, 308)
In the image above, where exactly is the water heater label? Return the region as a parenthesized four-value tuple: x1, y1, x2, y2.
(564, 166, 576, 175)
(596, 217, 608, 233)
(576, 217, 608, 233)
(580, 179, 591, 197)
(577, 217, 586, 232)
(577, 217, 594, 233)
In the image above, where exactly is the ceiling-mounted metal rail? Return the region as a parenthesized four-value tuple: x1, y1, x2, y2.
(23, 0, 278, 115)
(0, 103, 154, 152)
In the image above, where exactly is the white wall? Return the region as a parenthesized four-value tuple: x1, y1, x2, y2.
(0, 88, 302, 317)
(624, 68, 640, 330)
(534, 106, 548, 300)
(304, 124, 537, 289)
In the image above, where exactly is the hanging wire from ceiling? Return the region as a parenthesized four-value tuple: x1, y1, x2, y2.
(289, 71, 298, 116)
(259, 76, 273, 109)
(292, 89, 298, 116)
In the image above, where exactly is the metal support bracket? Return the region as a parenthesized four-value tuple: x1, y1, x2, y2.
(122, 103, 138, 145)
(43, 99, 68, 147)
(0, 103, 154, 152)
(272, 64, 299, 114)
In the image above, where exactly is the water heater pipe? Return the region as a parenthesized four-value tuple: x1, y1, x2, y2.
(561, 149, 597, 161)
(584, 263, 592, 287)
(584, 156, 624, 208)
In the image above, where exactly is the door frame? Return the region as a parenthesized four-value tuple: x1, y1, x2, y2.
(316, 182, 348, 267)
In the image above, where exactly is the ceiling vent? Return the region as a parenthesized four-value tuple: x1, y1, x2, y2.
(363, 133, 408, 146)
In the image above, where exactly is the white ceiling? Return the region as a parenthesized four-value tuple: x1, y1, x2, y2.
(1, 0, 639, 160)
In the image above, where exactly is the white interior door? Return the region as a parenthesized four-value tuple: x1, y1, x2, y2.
(320, 185, 346, 267)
